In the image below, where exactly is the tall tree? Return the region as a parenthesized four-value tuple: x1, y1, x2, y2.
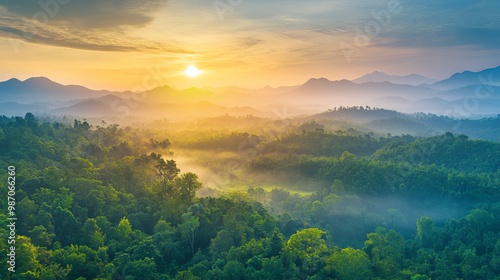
(179, 212, 200, 257)
(285, 228, 328, 277)
(325, 247, 372, 280)
(417, 216, 434, 248)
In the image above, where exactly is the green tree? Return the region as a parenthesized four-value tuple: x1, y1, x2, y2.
(179, 212, 200, 257)
(128, 257, 156, 280)
(417, 216, 434, 248)
(254, 256, 285, 279)
(28, 225, 54, 247)
(13, 236, 40, 277)
(153, 220, 183, 273)
(82, 218, 105, 250)
(53, 206, 80, 246)
(174, 172, 203, 202)
(116, 217, 132, 244)
(268, 229, 285, 257)
(210, 230, 235, 257)
(221, 261, 246, 280)
(285, 228, 329, 277)
(364, 227, 405, 279)
(24, 112, 38, 128)
(52, 246, 90, 279)
(39, 263, 71, 280)
(156, 159, 180, 181)
(330, 179, 345, 195)
(16, 197, 38, 234)
(325, 247, 372, 280)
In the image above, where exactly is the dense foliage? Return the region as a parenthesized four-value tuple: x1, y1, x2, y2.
(313, 107, 500, 141)
(1, 113, 500, 280)
(373, 132, 500, 173)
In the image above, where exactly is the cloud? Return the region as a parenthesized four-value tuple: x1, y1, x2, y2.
(377, 27, 500, 50)
(0, 13, 189, 53)
(380, 3, 499, 51)
(0, 0, 191, 53)
(400, 0, 482, 10)
(337, 0, 500, 51)
(0, 0, 167, 29)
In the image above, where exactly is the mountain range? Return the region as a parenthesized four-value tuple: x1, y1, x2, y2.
(352, 71, 438, 86)
(1, 65, 500, 119)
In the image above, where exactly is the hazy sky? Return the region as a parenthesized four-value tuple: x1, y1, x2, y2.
(1, 0, 500, 90)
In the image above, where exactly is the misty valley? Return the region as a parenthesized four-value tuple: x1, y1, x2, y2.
(1, 102, 499, 279)
(2, 0, 500, 278)
(1, 62, 500, 280)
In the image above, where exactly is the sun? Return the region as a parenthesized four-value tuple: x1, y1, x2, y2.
(185, 65, 201, 78)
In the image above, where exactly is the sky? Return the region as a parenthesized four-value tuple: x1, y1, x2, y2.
(0, 0, 500, 91)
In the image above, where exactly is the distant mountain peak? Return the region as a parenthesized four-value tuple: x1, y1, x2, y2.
(368, 70, 386, 76)
(5, 78, 21, 83)
(148, 85, 176, 93)
(301, 77, 333, 89)
(305, 77, 330, 83)
(0, 76, 111, 104)
(353, 71, 437, 86)
(431, 65, 500, 90)
(24, 76, 55, 83)
(2, 78, 22, 87)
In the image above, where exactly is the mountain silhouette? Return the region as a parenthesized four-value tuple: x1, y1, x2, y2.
(430, 66, 500, 90)
(353, 71, 437, 86)
(1, 65, 500, 117)
(0, 77, 116, 103)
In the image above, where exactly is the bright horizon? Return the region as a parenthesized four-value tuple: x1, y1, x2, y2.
(1, 0, 500, 91)
(0, 64, 496, 93)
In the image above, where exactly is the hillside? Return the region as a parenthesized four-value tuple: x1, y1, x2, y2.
(2, 64, 500, 118)
(373, 133, 500, 173)
(1, 114, 500, 279)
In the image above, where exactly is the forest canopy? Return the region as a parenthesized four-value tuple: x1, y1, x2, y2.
(1, 113, 499, 280)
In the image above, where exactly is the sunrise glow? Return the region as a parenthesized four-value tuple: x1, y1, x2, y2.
(185, 66, 201, 78)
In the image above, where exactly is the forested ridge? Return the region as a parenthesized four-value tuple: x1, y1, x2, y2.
(1, 113, 500, 280)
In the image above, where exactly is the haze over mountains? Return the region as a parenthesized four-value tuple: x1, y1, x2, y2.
(352, 71, 438, 86)
(1, 65, 500, 120)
